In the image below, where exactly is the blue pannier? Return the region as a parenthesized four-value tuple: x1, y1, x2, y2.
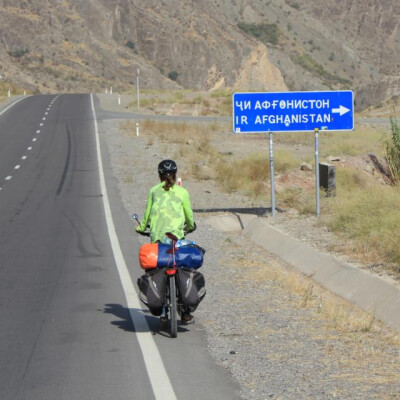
(157, 243, 204, 269)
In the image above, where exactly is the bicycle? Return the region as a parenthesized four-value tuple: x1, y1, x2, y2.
(132, 214, 201, 338)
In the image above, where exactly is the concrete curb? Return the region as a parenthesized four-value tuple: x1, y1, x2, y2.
(206, 214, 400, 330)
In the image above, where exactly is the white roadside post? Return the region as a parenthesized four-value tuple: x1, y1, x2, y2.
(8, 90, 11, 97)
(118, 95, 121, 106)
(137, 68, 140, 110)
(136, 122, 139, 137)
(105, 88, 108, 94)
(110, 87, 113, 95)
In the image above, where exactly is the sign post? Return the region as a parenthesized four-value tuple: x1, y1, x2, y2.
(269, 132, 276, 217)
(314, 128, 320, 216)
(232, 91, 354, 216)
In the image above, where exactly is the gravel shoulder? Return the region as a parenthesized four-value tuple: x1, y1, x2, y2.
(97, 97, 400, 400)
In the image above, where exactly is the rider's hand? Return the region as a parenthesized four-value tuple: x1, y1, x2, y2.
(136, 226, 144, 233)
(185, 221, 197, 234)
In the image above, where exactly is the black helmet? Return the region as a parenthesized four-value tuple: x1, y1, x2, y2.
(158, 159, 177, 175)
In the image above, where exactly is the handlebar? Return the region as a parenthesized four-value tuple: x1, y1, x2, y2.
(132, 213, 196, 238)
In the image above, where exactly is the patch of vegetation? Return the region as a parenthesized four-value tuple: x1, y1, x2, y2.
(125, 40, 137, 53)
(286, 1, 300, 10)
(238, 22, 280, 46)
(215, 151, 298, 198)
(384, 117, 400, 183)
(324, 167, 400, 264)
(210, 89, 232, 98)
(290, 52, 351, 87)
(168, 70, 179, 81)
(8, 48, 29, 58)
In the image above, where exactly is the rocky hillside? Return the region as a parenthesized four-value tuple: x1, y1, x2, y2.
(214, 0, 400, 109)
(0, 0, 285, 94)
(0, 0, 398, 109)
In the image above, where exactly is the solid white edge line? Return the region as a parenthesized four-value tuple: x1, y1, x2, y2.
(90, 94, 177, 400)
(0, 97, 28, 118)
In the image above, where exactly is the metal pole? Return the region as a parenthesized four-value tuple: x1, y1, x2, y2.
(314, 128, 320, 216)
(269, 132, 276, 217)
(137, 68, 140, 110)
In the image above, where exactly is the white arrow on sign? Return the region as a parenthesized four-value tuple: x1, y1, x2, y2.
(332, 105, 350, 116)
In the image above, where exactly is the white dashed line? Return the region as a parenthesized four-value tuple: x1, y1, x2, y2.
(45, 112, 48, 115)
(40, 123, 44, 126)
(32, 138, 37, 142)
(15, 165, 21, 170)
(5, 176, 12, 181)
(28, 147, 32, 151)
(22, 156, 27, 160)
(42, 117, 46, 121)
(36, 130, 40, 134)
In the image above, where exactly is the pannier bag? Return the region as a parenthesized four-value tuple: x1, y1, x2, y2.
(177, 268, 206, 308)
(137, 269, 166, 316)
(139, 243, 205, 270)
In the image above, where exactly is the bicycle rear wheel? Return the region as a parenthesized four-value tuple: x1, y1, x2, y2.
(169, 277, 178, 338)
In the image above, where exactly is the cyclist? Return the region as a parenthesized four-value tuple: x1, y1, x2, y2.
(136, 159, 196, 242)
(136, 159, 196, 322)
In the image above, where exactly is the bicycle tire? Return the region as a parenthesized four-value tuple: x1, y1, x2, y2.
(169, 277, 178, 338)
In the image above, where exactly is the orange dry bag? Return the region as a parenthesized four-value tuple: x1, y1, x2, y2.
(139, 243, 159, 269)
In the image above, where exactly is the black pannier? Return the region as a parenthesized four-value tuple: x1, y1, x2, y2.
(137, 269, 166, 316)
(177, 268, 206, 309)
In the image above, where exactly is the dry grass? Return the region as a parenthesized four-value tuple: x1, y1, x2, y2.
(229, 253, 381, 334)
(323, 167, 400, 264)
(125, 112, 399, 270)
(0, 82, 27, 97)
(215, 150, 298, 198)
(275, 126, 385, 157)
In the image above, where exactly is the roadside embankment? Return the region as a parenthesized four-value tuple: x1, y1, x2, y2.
(207, 213, 400, 331)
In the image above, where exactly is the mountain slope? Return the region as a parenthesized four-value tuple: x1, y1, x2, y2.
(0, 0, 285, 94)
(0, 0, 398, 110)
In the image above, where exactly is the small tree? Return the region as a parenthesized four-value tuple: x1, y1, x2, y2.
(126, 40, 135, 50)
(168, 70, 179, 81)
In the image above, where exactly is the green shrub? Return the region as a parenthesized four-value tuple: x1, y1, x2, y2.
(290, 52, 351, 87)
(168, 71, 179, 81)
(385, 117, 400, 183)
(238, 22, 280, 45)
(126, 40, 135, 50)
(8, 48, 29, 58)
(325, 174, 400, 264)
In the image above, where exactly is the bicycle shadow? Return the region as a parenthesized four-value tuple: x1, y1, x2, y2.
(103, 303, 190, 336)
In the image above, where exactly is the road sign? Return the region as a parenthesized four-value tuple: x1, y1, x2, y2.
(233, 90, 354, 133)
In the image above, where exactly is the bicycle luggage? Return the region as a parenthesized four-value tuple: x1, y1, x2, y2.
(177, 268, 206, 308)
(137, 269, 166, 316)
(139, 243, 205, 270)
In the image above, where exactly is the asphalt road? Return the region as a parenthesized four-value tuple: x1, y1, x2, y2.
(0, 94, 240, 400)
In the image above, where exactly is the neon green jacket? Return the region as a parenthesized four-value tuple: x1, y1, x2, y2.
(136, 182, 195, 243)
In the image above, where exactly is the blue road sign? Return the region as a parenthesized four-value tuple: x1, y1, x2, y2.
(233, 91, 354, 133)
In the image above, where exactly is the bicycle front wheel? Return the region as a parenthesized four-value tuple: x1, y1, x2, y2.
(169, 277, 178, 338)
